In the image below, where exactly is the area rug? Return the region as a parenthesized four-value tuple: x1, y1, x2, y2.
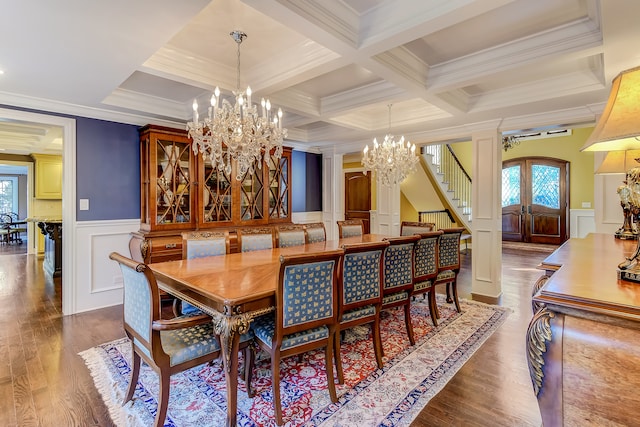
(80, 296, 508, 427)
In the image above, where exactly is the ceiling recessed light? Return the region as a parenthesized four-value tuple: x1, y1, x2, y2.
(0, 70, 4, 75)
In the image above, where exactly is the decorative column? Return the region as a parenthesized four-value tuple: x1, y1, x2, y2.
(374, 176, 400, 236)
(470, 128, 502, 301)
(321, 148, 343, 241)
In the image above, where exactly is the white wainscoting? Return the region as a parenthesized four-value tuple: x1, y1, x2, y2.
(291, 211, 323, 224)
(569, 209, 595, 238)
(72, 219, 139, 313)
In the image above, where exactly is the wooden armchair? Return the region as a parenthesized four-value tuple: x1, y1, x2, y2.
(381, 235, 420, 346)
(400, 221, 435, 236)
(411, 230, 443, 326)
(175, 230, 230, 316)
(275, 224, 306, 248)
(249, 249, 343, 425)
(303, 222, 326, 243)
(335, 240, 389, 384)
(109, 252, 254, 427)
(433, 227, 466, 314)
(237, 227, 275, 252)
(337, 219, 364, 238)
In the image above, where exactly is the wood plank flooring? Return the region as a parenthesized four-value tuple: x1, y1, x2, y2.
(0, 247, 547, 426)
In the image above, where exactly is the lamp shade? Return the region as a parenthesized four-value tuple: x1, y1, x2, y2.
(595, 150, 640, 174)
(581, 65, 640, 152)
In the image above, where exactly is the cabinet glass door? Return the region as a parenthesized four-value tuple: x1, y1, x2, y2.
(268, 154, 289, 219)
(156, 139, 191, 224)
(203, 155, 232, 223)
(240, 160, 264, 221)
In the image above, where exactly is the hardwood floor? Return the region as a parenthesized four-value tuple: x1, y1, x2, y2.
(0, 248, 547, 426)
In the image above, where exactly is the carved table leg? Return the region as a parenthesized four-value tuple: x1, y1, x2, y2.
(527, 307, 564, 427)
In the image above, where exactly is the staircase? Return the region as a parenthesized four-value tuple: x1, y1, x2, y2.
(421, 144, 472, 231)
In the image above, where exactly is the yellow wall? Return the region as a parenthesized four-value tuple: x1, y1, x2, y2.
(446, 128, 595, 210)
(400, 191, 418, 221)
(502, 127, 594, 209)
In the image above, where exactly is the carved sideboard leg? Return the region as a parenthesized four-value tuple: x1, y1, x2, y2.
(527, 307, 564, 427)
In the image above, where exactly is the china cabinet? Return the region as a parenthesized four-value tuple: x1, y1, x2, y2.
(130, 125, 292, 263)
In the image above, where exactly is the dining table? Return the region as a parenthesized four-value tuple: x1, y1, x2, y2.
(148, 233, 390, 427)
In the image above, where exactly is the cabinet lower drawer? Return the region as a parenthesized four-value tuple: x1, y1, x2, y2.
(148, 236, 182, 262)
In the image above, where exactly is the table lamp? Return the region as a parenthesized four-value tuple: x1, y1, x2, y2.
(595, 150, 640, 240)
(581, 66, 640, 281)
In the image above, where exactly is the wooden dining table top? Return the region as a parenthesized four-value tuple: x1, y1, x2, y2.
(148, 233, 390, 315)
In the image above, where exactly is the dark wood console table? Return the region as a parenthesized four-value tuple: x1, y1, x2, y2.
(527, 233, 640, 426)
(33, 219, 62, 278)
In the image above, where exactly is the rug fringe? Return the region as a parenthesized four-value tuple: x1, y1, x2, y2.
(79, 341, 129, 427)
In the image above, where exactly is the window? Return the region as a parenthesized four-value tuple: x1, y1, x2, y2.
(0, 176, 18, 213)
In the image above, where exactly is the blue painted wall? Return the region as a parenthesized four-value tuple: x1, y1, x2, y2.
(292, 150, 322, 212)
(76, 118, 140, 221)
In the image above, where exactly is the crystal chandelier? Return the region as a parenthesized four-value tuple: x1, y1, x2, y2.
(361, 104, 418, 185)
(186, 30, 287, 180)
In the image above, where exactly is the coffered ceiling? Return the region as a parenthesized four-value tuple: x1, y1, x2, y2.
(1, 0, 639, 155)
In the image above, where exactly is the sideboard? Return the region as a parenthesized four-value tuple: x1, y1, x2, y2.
(527, 233, 640, 426)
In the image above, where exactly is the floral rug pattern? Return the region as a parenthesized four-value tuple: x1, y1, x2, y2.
(80, 296, 508, 427)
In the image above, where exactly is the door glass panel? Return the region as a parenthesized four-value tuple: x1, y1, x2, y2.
(532, 165, 560, 209)
(502, 165, 521, 207)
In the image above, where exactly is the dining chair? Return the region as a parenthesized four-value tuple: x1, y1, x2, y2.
(411, 230, 443, 326)
(175, 230, 230, 316)
(237, 227, 275, 252)
(249, 249, 344, 426)
(433, 227, 466, 314)
(304, 222, 326, 243)
(275, 224, 306, 248)
(108, 252, 254, 427)
(337, 219, 364, 238)
(335, 240, 389, 384)
(400, 221, 435, 236)
(381, 235, 420, 346)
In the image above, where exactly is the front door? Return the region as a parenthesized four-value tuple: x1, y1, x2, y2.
(345, 171, 371, 233)
(502, 157, 569, 244)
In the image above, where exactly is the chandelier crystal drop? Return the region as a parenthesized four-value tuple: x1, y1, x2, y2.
(186, 30, 287, 180)
(361, 104, 418, 186)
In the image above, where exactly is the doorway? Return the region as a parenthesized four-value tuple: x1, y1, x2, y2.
(344, 171, 371, 233)
(502, 157, 569, 245)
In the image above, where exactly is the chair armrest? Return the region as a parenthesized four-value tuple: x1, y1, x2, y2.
(152, 314, 212, 331)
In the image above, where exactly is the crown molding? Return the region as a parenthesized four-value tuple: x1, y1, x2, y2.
(0, 91, 183, 128)
(427, 18, 602, 91)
